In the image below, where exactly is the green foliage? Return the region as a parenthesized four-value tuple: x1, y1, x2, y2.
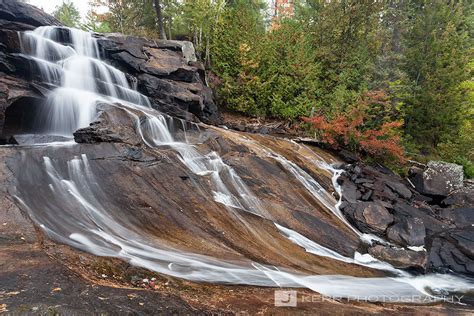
(53, 0, 81, 28)
(401, 1, 471, 148)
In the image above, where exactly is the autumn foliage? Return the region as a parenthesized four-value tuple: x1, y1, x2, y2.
(303, 91, 406, 162)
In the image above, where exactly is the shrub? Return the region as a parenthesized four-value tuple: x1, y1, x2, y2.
(303, 91, 406, 162)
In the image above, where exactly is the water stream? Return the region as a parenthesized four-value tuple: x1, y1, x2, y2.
(11, 26, 473, 303)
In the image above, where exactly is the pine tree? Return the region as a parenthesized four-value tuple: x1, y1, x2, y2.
(402, 1, 471, 149)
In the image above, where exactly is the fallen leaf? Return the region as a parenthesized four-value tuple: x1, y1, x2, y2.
(6, 291, 20, 296)
(51, 288, 61, 293)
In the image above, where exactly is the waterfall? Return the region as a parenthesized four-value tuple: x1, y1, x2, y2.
(21, 26, 150, 136)
(13, 26, 474, 303)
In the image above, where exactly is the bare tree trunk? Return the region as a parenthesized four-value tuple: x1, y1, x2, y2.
(205, 35, 210, 68)
(153, 0, 167, 40)
(167, 16, 172, 40)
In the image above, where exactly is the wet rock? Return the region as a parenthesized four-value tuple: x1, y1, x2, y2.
(368, 245, 427, 269)
(96, 34, 221, 124)
(411, 161, 464, 197)
(340, 176, 358, 203)
(126, 147, 143, 160)
(149, 99, 199, 123)
(138, 74, 219, 124)
(426, 227, 474, 276)
(351, 202, 394, 234)
(386, 216, 426, 247)
(73, 104, 141, 145)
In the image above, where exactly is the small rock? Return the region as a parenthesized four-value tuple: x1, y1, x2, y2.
(361, 190, 373, 201)
(341, 177, 358, 203)
(385, 180, 412, 199)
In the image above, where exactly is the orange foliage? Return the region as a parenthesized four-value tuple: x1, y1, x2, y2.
(303, 110, 406, 162)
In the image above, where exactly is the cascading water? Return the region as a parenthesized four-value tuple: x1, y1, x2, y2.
(21, 26, 149, 136)
(11, 26, 474, 303)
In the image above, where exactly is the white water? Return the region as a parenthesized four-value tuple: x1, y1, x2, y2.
(14, 26, 474, 303)
(21, 26, 150, 136)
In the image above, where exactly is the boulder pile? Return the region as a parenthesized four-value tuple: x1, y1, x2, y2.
(338, 161, 473, 275)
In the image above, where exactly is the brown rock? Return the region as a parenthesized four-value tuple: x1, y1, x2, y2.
(368, 245, 427, 269)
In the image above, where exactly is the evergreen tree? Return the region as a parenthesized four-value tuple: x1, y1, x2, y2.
(402, 1, 471, 149)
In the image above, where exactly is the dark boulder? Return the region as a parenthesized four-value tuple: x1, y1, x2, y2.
(138, 74, 219, 124)
(386, 216, 426, 247)
(385, 180, 412, 200)
(348, 202, 394, 234)
(368, 245, 427, 270)
(149, 99, 199, 123)
(426, 227, 474, 276)
(390, 201, 449, 235)
(410, 161, 464, 197)
(338, 149, 358, 163)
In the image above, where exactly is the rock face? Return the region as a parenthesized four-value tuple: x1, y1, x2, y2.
(426, 227, 474, 275)
(410, 161, 464, 196)
(97, 35, 220, 124)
